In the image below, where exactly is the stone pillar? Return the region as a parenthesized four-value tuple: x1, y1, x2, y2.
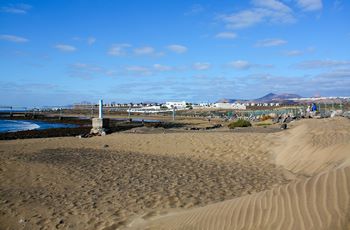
(99, 99, 103, 119)
(91, 99, 109, 135)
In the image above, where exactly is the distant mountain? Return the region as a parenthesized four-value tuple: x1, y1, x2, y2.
(215, 93, 302, 104)
(255, 93, 277, 102)
(255, 93, 301, 102)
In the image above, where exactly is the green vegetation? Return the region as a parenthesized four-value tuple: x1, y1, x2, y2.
(256, 122, 273, 126)
(228, 119, 252, 129)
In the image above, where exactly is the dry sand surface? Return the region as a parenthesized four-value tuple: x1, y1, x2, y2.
(0, 117, 349, 229)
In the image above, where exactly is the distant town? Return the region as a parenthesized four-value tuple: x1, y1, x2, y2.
(73, 93, 350, 113)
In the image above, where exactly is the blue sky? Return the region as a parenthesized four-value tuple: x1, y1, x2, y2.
(0, 0, 349, 106)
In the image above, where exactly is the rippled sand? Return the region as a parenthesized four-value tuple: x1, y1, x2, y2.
(0, 117, 349, 229)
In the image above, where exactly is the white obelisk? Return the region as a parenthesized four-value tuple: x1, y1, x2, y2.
(99, 99, 103, 119)
(91, 99, 108, 135)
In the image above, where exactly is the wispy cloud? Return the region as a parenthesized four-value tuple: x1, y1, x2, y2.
(185, 4, 205, 16)
(219, 0, 295, 29)
(227, 60, 253, 70)
(284, 50, 304, 56)
(167, 44, 188, 54)
(295, 59, 350, 69)
(227, 60, 273, 70)
(333, 0, 343, 10)
(125, 63, 182, 76)
(193, 62, 211, 70)
(252, 0, 292, 12)
(125, 66, 153, 76)
(1, 3, 32, 14)
(0, 34, 28, 43)
(87, 37, 96, 45)
(108, 43, 131, 56)
(153, 64, 173, 71)
(283, 47, 315, 56)
(55, 44, 76, 52)
(255, 38, 287, 47)
(134, 46, 155, 55)
(69, 63, 116, 79)
(215, 32, 237, 39)
(296, 0, 323, 11)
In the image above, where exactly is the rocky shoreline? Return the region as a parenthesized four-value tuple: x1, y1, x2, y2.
(0, 116, 184, 140)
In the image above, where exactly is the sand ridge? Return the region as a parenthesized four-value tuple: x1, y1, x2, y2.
(128, 166, 350, 230)
(273, 117, 350, 176)
(125, 117, 350, 230)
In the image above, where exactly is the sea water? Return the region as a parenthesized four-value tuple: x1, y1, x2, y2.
(0, 120, 77, 133)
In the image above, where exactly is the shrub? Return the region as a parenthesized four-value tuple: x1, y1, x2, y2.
(260, 115, 272, 121)
(228, 119, 252, 129)
(256, 122, 272, 126)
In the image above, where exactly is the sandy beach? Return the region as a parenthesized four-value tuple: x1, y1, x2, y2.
(0, 117, 349, 229)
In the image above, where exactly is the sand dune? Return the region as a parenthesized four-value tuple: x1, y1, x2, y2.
(0, 117, 349, 229)
(0, 132, 288, 229)
(126, 118, 350, 230)
(127, 166, 350, 230)
(273, 117, 350, 176)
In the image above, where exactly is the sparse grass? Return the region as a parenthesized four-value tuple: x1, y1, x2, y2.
(228, 119, 252, 129)
(256, 122, 273, 127)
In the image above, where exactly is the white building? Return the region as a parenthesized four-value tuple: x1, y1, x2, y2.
(232, 103, 246, 110)
(214, 103, 232, 109)
(199, 102, 211, 107)
(165, 101, 187, 109)
(213, 102, 246, 110)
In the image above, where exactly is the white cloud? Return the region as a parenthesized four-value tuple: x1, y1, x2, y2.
(219, 0, 295, 29)
(333, 0, 343, 10)
(253, 0, 292, 12)
(87, 37, 96, 45)
(283, 47, 315, 56)
(0, 34, 28, 43)
(153, 64, 173, 71)
(72, 63, 101, 71)
(167, 44, 188, 54)
(69, 62, 117, 79)
(295, 60, 350, 69)
(284, 50, 304, 56)
(55, 44, 76, 52)
(219, 10, 265, 29)
(134, 46, 155, 55)
(296, 0, 323, 11)
(255, 38, 287, 47)
(227, 60, 274, 70)
(125, 66, 152, 75)
(215, 32, 237, 39)
(185, 4, 205, 15)
(227, 60, 253, 70)
(108, 44, 131, 56)
(193, 62, 211, 70)
(1, 4, 32, 14)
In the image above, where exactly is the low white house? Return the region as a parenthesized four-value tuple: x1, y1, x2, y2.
(165, 101, 187, 109)
(141, 105, 161, 110)
(232, 103, 246, 110)
(214, 103, 232, 109)
(213, 102, 246, 110)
